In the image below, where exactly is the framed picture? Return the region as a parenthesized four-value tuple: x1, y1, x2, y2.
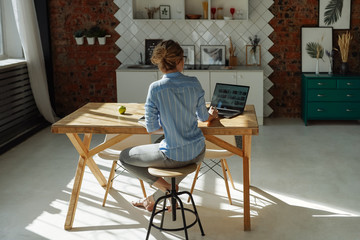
(246, 45, 261, 66)
(301, 27, 333, 73)
(200, 45, 226, 66)
(160, 5, 171, 19)
(145, 39, 162, 65)
(319, 0, 351, 29)
(181, 45, 195, 66)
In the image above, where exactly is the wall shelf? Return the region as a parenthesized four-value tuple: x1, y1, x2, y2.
(132, 0, 248, 21)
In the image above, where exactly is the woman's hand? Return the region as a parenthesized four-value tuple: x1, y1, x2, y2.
(209, 106, 218, 118)
(207, 106, 218, 125)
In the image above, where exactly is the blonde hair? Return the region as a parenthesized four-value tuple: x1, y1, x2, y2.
(151, 40, 183, 72)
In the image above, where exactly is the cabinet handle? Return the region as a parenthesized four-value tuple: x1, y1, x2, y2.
(317, 109, 324, 112)
(346, 109, 353, 112)
(346, 94, 353, 97)
(346, 82, 353, 86)
(317, 94, 325, 97)
(317, 82, 324, 86)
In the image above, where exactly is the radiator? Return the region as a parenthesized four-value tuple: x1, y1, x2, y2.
(0, 63, 46, 153)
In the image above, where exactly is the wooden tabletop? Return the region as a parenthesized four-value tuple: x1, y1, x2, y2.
(51, 103, 259, 136)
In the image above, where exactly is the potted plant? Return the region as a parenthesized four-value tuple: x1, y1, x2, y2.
(85, 26, 98, 45)
(74, 29, 85, 45)
(96, 28, 108, 45)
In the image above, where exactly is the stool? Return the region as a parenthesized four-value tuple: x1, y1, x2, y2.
(146, 164, 205, 240)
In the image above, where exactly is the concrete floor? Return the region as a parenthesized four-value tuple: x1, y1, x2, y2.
(0, 118, 359, 240)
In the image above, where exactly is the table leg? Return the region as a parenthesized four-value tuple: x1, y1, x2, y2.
(87, 156, 107, 187)
(64, 133, 91, 230)
(243, 135, 252, 231)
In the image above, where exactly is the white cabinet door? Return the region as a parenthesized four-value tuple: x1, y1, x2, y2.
(117, 71, 158, 103)
(209, 72, 237, 95)
(237, 71, 263, 124)
(184, 71, 211, 102)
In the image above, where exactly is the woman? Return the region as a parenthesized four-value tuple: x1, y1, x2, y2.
(120, 40, 218, 211)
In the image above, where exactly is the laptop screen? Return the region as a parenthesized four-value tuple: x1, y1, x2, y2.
(210, 83, 250, 111)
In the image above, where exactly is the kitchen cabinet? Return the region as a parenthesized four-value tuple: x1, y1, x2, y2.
(302, 74, 360, 126)
(117, 66, 263, 124)
(117, 71, 158, 103)
(132, 0, 248, 20)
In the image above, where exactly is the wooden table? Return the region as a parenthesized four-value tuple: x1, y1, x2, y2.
(51, 102, 259, 231)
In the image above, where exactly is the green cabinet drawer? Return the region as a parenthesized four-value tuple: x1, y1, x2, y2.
(308, 102, 360, 118)
(308, 89, 360, 101)
(307, 79, 336, 89)
(337, 79, 360, 89)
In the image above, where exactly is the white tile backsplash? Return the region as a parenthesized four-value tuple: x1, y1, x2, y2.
(114, 0, 274, 116)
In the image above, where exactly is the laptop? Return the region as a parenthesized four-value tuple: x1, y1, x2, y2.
(209, 83, 250, 118)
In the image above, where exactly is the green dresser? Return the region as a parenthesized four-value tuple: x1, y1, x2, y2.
(302, 74, 360, 126)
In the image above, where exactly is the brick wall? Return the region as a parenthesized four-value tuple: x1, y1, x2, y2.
(49, 0, 120, 117)
(268, 0, 360, 117)
(48, 0, 360, 117)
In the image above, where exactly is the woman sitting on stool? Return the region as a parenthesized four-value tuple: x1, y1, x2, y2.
(120, 40, 218, 211)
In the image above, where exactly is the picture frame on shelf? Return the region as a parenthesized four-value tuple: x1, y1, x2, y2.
(160, 5, 171, 19)
(301, 27, 333, 73)
(319, 0, 351, 29)
(200, 45, 226, 66)
(245, 45, 261, 66)
(181, 45, 195, 66)
(145, 39, 162, 65)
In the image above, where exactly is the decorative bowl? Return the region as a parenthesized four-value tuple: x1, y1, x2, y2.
(186, 14, 202, 19)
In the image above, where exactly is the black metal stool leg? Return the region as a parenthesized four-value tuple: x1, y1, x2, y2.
(171, 178, 177, 221)
(160, 196, 167, 230)
(186, 191, 205, 236)
(176, 194, 189, 239)
(146, 195, 168, 240)
(146, 164, 205, 239)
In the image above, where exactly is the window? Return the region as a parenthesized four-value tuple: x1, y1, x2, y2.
(0, 2, 4, 58)
(0, 0, 23, 60)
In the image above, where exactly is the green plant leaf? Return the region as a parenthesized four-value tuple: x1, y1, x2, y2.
(324, 0, 343, 25)
(306, 42, 324, 59)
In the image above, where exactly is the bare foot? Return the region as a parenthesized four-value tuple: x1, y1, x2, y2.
(132, 195, 155, 212)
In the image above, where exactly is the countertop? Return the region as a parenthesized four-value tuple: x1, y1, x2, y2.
(117, 64, 263, 72)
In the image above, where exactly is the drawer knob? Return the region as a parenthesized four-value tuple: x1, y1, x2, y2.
(317, 94, 325, 97)
(346, 94, 353, 97)
(317, 82, 324, 86)
(346, 109, 353, 112)
(346, 82, 353, 86)
(317, 109, 324, 112)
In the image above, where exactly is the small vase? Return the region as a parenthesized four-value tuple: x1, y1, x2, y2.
(340, 62, 348, 75)
(229, 56, 237, 67)
(315, 59, 319, 75)
(202, 1, 208, 19)
(328, 59, 333, 75)
(251, 52, 257, 65)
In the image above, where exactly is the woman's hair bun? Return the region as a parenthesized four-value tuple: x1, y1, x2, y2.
(151, 40, 183, 72)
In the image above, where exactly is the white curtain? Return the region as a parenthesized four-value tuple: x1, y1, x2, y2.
(11, 0, 58, 123)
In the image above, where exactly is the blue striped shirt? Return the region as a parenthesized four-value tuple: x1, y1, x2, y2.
(144, 72, 209, 161)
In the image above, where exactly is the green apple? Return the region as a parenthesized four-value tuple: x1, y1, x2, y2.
(118, 105, 126, 114)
